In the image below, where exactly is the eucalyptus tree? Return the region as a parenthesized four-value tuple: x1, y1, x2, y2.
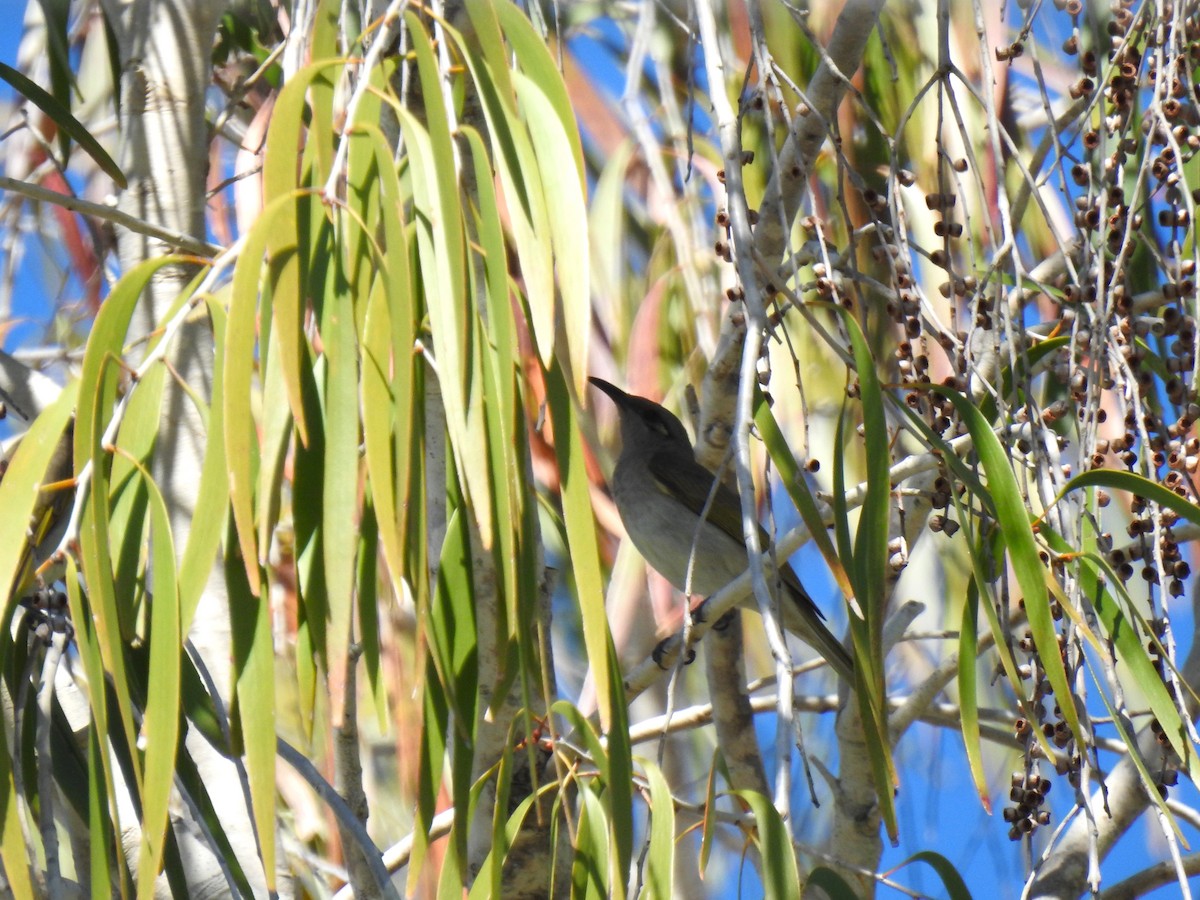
(0, 2, 1197, 898)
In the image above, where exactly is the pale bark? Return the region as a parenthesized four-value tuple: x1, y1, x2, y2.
(690, 1, 889, 893)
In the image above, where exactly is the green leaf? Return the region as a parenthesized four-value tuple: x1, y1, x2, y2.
(573, 787, 611, 899)
(754, 396, 855, 602)
(1056, 468, 1200, 530)
(0, 60, 125, 187)
(262, 60, 344, 202)
(227, 518, 275, 889)
(468, 788, 543, 900)
(75, 257, 183, 484)
(1040, 491, 1195, 778)
(108, 360, 163, 611)
(431, 499, 480, 860)
(356, 497, 387, 729)
(452, 20, 555, 367)
(698, 751, 718, 876)
(64, 554, 120, 900)
(78, 364, 143, 804)
(402, 16, 493, 546)
(226, 192, 306, 595)
(731, 790, 800, 899)
(1089, 558, 1193, 777)
(256, 314, 293, 578)
(359, 124, 416, 589)
(292, 359, 326, 740)
(492, 0, 585, 179)
(603, 637, 633, 900)
(260, 61, 347, 444)
(640, 758, 675, 900)
(472, 728, 517, 900)
(932, 386, 1082, 750)
(85, 721, 115, 900)
(554, 697, 632, 896)
(33, 0, 75, 161)
(462, 1, 518, 114)
(410, 653, 449, 895)
(462, 124, 521, 625)
(544, 364, 614, 729)
(319, 217, 360, 724)
(134, 463, 181, 899)
(835, 307, 897, 841)
(958, 577, 990, 812)
(361, 276, 403, 580)
(178, 295, 231, 634)
(897, 850, 973, 900)
(806, 867, 862, 899)
(0, 707, 33, 898)
(0, 384, 76, 606)
(512, 71, 590, 398)
(1075, 615, 1183, 835)
(978, 334, 1069, 425)
(895, 403, 1047, 748)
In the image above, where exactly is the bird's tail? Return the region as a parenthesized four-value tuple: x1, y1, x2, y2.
(778, 572, 855, 683)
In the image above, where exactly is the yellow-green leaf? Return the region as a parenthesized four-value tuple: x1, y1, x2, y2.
(135, 463, 181, 900)
(732, 790, 800, 899)
(178, 295, 230, 633)
(934, 385, 1082, 750)
(545, 364, 613, 729)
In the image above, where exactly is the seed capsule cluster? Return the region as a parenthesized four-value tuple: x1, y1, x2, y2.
(1003, 770, 1052, 839)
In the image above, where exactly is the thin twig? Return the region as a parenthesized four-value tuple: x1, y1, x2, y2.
(322, 0, 409, 202)
(0, 175, 221, 257)
(277, 738, 400, 900)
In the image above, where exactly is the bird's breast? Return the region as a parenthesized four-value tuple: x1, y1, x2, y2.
(611, 461, 748, 595)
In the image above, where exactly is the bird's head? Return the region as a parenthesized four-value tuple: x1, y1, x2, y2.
(589, 377, 692, 456)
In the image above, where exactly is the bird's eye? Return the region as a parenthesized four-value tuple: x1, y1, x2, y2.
(649, 414, 673, 437)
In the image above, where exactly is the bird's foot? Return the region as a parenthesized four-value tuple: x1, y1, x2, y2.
(652, 638, 696, 669)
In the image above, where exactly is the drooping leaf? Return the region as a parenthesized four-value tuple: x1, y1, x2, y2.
(544, 364, 613, 729)
(512, 70, 590, 397)
(178, 295, 231, 634)
(134, 462, 181, 899)
(895, 850, 973, 900)
(835, 307, 898, 841)
(640, 758, 676, 900)
(0, 60, 125, 187)
(933, 386, 1082, 749)
(958, 577, 989, 812)
(227, 517, 275, 889)
(731, 789, 801, 899)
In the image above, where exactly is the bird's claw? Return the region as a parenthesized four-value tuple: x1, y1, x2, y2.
(652, 638, 696, 669)
(712, 610, 736, 632)
(652, 639, 671, 669)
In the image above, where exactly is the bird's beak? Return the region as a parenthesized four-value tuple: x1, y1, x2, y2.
(589, 376, 630, 408)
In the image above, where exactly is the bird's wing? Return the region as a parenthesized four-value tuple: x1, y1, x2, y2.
(648, 448, 852, 679)
(647, 449, 828, 623)
(645, 450, 749, 545)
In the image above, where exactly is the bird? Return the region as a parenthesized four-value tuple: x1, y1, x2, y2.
(590, 377, 854, 682)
